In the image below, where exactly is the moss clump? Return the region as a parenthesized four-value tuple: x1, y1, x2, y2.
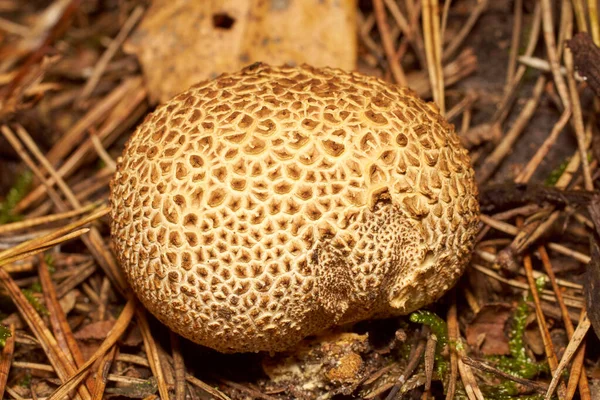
(44, 253, 56, 274)
(0, 170, 33, 224)
(22, 288, 48, 316)
(0, 325, 11, 347)
(545, 157, 570, 187)
(409, 310, 449, 377)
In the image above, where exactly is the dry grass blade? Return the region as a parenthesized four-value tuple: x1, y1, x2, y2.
(186, 375, 231, 400)
(523, 251, 566, 399)
(0, 206, 109, 263)
(0, 324, 15, 399)
(0, 201, 99, 235)
(383, 0, 423, 65)
(47, 299, 136, 400)
(15, 77, 144, 213)
(515, 108, 571, 184)
(461, 356, 548, 393)
(422, 0, 444, 112)
(544, 312, 591, 400)
(170, 332, 186, 400)
(505, 0, 523, 91)
(571, 0, 588, 32)
(494, 2, 542, 124)
(457, 343, 484, 400)
(538, 248, 591, 399)
(563, 4, 593, 191)
(384, 339, 426, 400)
(136, 309, 171, 400)
(2, 123, 127, 292)
(445, 296, 458, 400)
(409, 48, 477, 98)
(0, 228, 89, 267)
(44, 77, 139, 167)
(442, 0, 488, 61)
(423, 333, 437, 394)
(477, 76, 546, 183)
(39, 255, 93, 392)
(373, 0, 407, 85)
(91, 346, 117, 399)
(89, 131, 116, 172)
(590, 0, 600, 44)
(540, 0, 570, 106)
(79, 6, 144, 101)
(0, 255, 92, 399)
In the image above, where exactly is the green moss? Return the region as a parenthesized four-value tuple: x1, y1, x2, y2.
(21, 288, 48, 316)
(545, 157, 570, 186)
(479, 278, 550, 398)
(29, 282, 42, 293)
(18, 373, 31, 387)
(0, 171, 33, 224)
(0, 325, 11, 347)
(409, 311, 448, 346)
(44, 253, 56, 274)
(409, 310, 449, 377)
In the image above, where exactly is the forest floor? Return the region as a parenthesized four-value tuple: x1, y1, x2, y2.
(0, 0, 599, 399)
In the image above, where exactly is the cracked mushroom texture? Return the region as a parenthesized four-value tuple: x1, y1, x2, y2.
(110, 63, 479, 353)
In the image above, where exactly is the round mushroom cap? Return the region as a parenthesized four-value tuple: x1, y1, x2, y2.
(110, 63, 479, 353)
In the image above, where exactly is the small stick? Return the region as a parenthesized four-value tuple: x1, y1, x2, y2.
(518, 55, 586, 81)
(442, 0, 488, 61)
(515, 108, 571, 183)
(457, 343, 484, 400)
(357, 11, 384, 59)
(563, 10, 594, 191)
(493, 3, 542, 124)
(384, 338, 426, 400)
(0, 202, 100, 235)
(423, 333, 437, 393)
(538, 246, 582, 337)
(46, 299, 137, 400)
(91, 346, 117, 399)
(171, 332, 187, 400)
(461, 356, 548, 393)
(540, 0, 571, 107)
(521, 225, 566, 399)
(477, 76, 546, 183)
(505, 0, 523, 92)
(440, 0, 451, 41)
(422, 0, 444, 112)
(89, 130, 116, 172)
(471, 264, 584, 308)
(12, 124, 128, 292)
(589, 0, 600, 45)
(445, 294, 459, 400)
(374, 0, 407, 85)
(78, 6, 144, 102)
(0, 324, 15, 399)
(544, 313, 591, 400)
(136, 309, 171, 400)
(571, 0, 588, 33)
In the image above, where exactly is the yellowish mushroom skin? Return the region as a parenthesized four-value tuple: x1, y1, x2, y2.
(110, 64, 479, 353)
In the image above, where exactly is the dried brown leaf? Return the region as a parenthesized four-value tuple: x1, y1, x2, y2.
(74, 320, 115, 341)
(466, 303, 512, 355)
(125, 0, 357, 102)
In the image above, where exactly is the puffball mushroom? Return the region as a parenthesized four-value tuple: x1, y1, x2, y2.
(110, 63, 479, 353)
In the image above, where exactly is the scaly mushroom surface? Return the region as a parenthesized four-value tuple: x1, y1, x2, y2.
(110, 63, 480, 353)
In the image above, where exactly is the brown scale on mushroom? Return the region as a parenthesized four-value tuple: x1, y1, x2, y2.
(110, 63, 479, 353)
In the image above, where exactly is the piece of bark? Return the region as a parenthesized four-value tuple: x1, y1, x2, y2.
(479, 182, 598, 213)
(568, 32, 600, 97)
(586, 196, 600, 339)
